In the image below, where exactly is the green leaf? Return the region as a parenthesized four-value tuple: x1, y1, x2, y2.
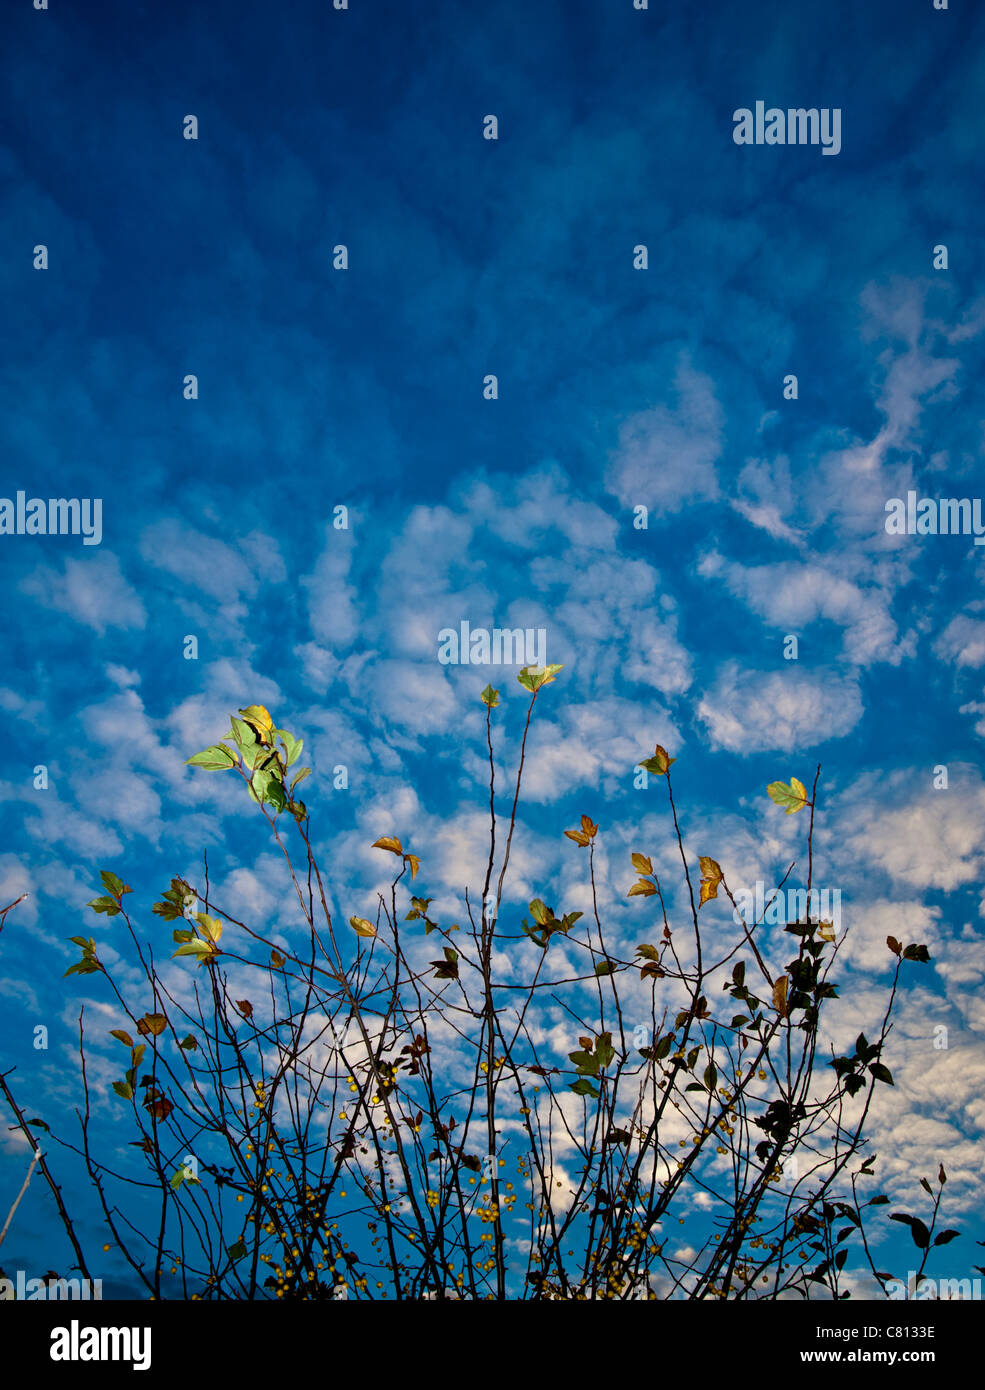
(227, 1238, 247, 1262)
(594, 960, 615, 976)
(569, 1078, 600, 1099)
(264, 777, 287, 813)
(517, 663, 563, 693)
(229, 715, 257, 748)
(868, 1062, 894, 1086)
(87, 896, 121, 916)
(766, 778, 809, 814)
(703, 1063, 718, 1092)
(933, 1229, 960, 1246)
(638, 744, 676, 777)
(902, 943, 931, 963)
(173, 939, 218, 963)
(186, 743, 238, 771)
(179, 1034, 198, 1051)
(274, 728, 302, 767)
(112, 1081, 134, 1101)
(528, 899, 552, 927)
(480, 684, 500, 708)
(99, 871, 127, 898)
(290, 767, 311, 794)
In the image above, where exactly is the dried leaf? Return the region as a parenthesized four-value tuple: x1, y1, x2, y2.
(772, 975, 789, 1018)
(372, 836, 403, 856)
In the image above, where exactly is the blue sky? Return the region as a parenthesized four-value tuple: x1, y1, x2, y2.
(2, 0, 984, 1298)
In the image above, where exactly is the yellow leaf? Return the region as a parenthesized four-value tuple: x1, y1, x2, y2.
(580, 815, 598, 837)
(697, 856, 722, 909)
(767, 779, 808, 814)
(239, 704, 273, 730)
(372, 836, 404, 856)
(239, 705, 274, 745)
(349, 917, 377, 938)
(628, 881, 658, 898)
(196, 914, 223, 944)
(406, 854, 421, 880)
(772, 976, 789, 1017)
(631, 852, 653, 875)
(564, 829, 591, 847)
(137, 1013, 167, 1037)
(818, 921, 836, 942)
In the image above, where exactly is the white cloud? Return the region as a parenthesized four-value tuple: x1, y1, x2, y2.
(302, 525, 360, 648)
(697, 662, 863, 752)
(935, 614, 985, 668)
(698, 552, 904, 666)
(605, 353, 723, 513)
(19, 551, 146, 633)
(139, 519, 260, 604)
(839, 767, 985, 892)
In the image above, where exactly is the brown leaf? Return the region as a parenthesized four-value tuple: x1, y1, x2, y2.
(698, 856, 722, 908)
(772, 976, 789, 1018)
(137, 1013, 167, 1037)
(236, 999, 253, 1019)
(372, 836, 403, 856)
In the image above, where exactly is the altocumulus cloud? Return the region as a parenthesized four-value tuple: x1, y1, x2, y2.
(697, 662, 863, 753)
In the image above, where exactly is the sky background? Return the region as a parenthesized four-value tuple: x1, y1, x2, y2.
(1, 0, 984, 1298)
